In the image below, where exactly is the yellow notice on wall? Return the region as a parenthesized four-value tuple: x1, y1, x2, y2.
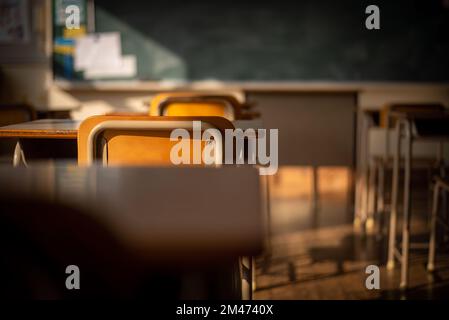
(63, 26, 86, 38)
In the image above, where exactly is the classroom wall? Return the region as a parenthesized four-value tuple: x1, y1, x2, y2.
(0, 63, 88, 111)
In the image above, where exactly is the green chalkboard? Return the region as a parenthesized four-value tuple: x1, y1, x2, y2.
(94, 0, 449, 82)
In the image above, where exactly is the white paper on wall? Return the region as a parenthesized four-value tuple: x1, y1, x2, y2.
(84, 55, 137, 79)
(74, 32, 122, 71)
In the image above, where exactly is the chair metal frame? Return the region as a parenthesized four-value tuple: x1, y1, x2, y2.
(86, 120, 223, 166)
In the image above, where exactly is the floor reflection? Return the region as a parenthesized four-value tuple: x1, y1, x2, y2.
(255, 166, 449, 300)
(269, 166, 352, 233)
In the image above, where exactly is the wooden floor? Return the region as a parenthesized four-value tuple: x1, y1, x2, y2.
(254, 166, 449, 300)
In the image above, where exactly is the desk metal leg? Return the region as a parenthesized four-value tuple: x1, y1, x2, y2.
(355, 111, 371, 229)
(367, 160, 377, 232)
(377, 160, 385, 235)
(312, 166, 320, 212)
(437, 142, 448, 241)
(261, 174, 272, 274)
(249, 256, 254, 300)
(387, 121, 402, 270)
(380, 115, 390, 233)
(13, 140, 27, 167)
(427, 182, 440, 272)
(400, 121, 412, 289)
(265, 174, 272, 261)
(241, 256, 253, 300)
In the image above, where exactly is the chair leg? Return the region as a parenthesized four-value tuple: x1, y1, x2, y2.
(240, 256, 253, 300)
(388, 122, 402, 270)
(311, 166, 320, 213)
(366, 161, 377, 232)
(377, 161, 385, 236)
(262, 174, 272, 273)
(251, 256, 256, 298)
(400, 122, 412, 290)
(437, 142, 448, 243)
(355, 166, 370, 231)
(427, 183, 440, 272)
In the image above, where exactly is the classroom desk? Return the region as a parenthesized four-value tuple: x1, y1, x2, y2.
(0, 118, 263, 139)
(0, 119, 79, 165)
(0, 118, 264, 165)
(0, 163, 264, 261)
(387, 111, 449, 289)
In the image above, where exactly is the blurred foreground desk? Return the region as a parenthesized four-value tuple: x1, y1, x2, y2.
(0, 164, 264, 260)
(0, 164, 263, 298)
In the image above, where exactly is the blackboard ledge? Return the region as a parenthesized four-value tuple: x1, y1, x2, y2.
(54, 80, 449, 94)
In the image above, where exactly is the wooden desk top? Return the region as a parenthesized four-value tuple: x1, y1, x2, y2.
(0, 163, 264, 261)
(389, 110, 449, 120)
(389, 111, 449, 139)
(0, 118, 264, 139)
(0, 119, 80, 139)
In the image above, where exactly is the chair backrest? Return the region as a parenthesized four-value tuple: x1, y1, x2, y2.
(380, 103, 446, 128)
(149, 93, 247, 120)
(78, 115, 234, 166)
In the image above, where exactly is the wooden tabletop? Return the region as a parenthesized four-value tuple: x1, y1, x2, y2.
(0, 163, 264, 261)
(0, 119, 80, 139)
(0, 118, 263, 140)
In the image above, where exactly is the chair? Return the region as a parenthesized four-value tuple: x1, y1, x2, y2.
(78, 115, 248, 298)
(78, 115, 253, 298)
(149, 92, 258, 120)
(78, 115, 266, 299)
